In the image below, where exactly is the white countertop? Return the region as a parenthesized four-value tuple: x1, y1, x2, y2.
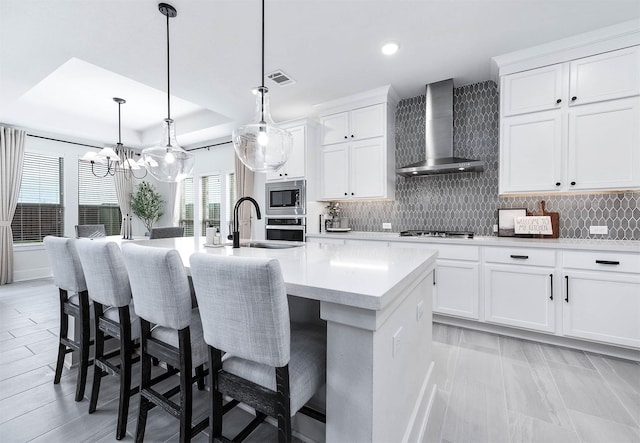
(307, 231, 640, 253)
(123, 237, 437, 311)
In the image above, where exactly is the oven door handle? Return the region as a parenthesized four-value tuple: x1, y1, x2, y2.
(266, 225, 305, 230)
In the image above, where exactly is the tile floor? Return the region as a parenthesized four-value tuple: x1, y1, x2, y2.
(1, 278, 639, 442)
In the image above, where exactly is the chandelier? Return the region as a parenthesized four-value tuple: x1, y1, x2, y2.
(81, 97, 147, 180)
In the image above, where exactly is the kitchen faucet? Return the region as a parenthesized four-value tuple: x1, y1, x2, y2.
(232, 196, 262, 248)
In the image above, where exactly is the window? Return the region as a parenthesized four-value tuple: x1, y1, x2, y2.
(78, 161, 121, 235)
(201, 174, 221, 234)
(226, 172, 236, 233)
(11, 152, 64, 243)
(179, 177, 195, 237)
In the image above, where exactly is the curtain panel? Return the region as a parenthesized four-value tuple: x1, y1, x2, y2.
(0, 126, 26, 285)
(234, 156, 255, 240)
(114, 147, 135, 237)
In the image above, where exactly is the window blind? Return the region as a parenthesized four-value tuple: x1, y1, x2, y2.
(201, 174, 221, 234)
(11, 152, 64, 242)
(77, 160, 121, 235)
(226, 172, 236, 234)
(179, 177, 195, 237)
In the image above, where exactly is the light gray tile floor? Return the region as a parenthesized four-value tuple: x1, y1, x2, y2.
(1, 278, 639, 442)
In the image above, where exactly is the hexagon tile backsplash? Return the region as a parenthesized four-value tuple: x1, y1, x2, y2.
(334, 81, 640, 240)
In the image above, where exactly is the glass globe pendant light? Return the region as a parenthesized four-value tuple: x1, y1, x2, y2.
(141, 3, 194, 182)
(232, 0, 292, 172)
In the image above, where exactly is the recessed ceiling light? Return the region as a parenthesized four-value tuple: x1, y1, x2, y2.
(381, 42, 399, 55)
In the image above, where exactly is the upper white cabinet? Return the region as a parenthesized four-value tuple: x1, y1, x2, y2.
(267, 122, 310, 182)
(317, 86, 398, 201)
(499, 45, 640, 194)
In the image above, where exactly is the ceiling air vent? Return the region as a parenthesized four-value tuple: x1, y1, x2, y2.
(266, 70, 295, 86)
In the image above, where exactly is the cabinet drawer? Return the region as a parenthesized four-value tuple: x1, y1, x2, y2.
(563, 251, 640, 274)
(437, 244, 479, 261)
(484, 247, 555, 267)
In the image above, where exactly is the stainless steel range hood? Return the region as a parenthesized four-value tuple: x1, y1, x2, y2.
(396, 79, 485, 177)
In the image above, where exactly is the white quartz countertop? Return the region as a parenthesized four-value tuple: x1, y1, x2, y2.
(124, 237, 437, 311)
(307, 231, 640, 253)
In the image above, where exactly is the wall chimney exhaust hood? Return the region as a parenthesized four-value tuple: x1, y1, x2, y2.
(396, 79, 485, 177)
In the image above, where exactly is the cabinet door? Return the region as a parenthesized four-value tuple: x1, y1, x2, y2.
(350, 138, 385, 198)
(500, 111, 563, 193)
(433, 260, 479, 319)
(350, 104, 384, 140)
(563, 271, 640, 348)
(501, 64, 565, 116)
(267, 125, 305, 181)
(320, 145, 349, 199)
(484, 265, 555, 333)
(320, 112, 349, 145)
(569, 46, 640, 106)
(568, 97, 640, 190)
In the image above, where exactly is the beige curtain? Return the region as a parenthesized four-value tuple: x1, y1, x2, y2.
(167, 182, 179, 226)
(0, 126, 26, 285)
(234, 156, 255, 239)
(114, 147, 134, 237)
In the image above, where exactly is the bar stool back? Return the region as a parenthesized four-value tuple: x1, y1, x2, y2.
(121, 243, 207, 443)
(189, 254, 326, 442)
(76, 239, 140, 440)
(43, 236, 91, 402)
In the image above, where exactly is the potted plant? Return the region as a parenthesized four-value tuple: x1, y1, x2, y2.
(131, 181, 165, 234)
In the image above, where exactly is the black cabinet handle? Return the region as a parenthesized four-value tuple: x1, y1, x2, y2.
(344, 135, 348, 139)
(570, 181, 576, 186)
(284, 173, 288, 176)
(549, 274, 553, 300)
(351, 134, 354, 138)
(564, 276, 569, 302)
(571, 96, 577, 101)
(344, 192, 348, 196)
(433, 269, 436, 286)
(351, 192, 355, 196)
(556, 99, 562, 104)
(279, 173, 283, 176)
(510, 254, 529, 259)
(596, 260, 620, 265)
(555, 182, 561, 186)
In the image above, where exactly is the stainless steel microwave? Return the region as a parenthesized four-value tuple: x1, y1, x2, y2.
(265, 180, 306, 216)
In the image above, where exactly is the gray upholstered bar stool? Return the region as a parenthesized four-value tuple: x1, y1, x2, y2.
(43, 236, 92, 402)
(189, 254, 326, 442)
(149, 226, 184, 239)
(76, 239, 141, 440)
(121, 243, 208, 443)
(75, 224, 107, 238)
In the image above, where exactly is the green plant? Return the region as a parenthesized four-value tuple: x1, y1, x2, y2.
(131, 181, 164, 233)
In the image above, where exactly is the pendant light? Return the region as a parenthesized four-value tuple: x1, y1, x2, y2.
(232, 0, 292, 172)
(81, 97, 147, 180)
(141, 2, 194, 182)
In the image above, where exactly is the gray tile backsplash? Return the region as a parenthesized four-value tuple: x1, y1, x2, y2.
(333, 81, 640, 240)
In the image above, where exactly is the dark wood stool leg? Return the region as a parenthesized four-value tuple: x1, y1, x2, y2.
(209, 347, 223, 443)
(276, 366, 292, 443)
(54, 289, 69, 384)
(178, 328, 193, 443)
(116, 305, 133, 440)
(75, 290, 91, 402)
(135, 320, 152, 443)
(89, 303, 105, 413)
(195, 364, 205, 391)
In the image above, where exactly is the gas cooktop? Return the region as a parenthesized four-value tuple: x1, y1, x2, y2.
(399, 230, 474, 239)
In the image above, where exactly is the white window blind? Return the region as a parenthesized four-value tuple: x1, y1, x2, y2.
(77, 160, 121, 236)
(226, 172, 236, 234)
(11, 152, 64, 242)
(179, 177, 195, 237)
(201, 174, 221, 235)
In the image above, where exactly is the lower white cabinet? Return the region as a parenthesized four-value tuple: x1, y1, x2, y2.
(484, 264, 555, 333)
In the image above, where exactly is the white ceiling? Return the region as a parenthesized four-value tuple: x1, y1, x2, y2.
(1, 0, 639, 150)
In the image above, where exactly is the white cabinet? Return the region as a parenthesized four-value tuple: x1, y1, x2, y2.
(562, 251, 640, 349)
(484, 247, 556, 333)
(320, 104, 384, 145)
(317, 86, 397, 201)
(267, 124, 306, 181)
(499, 46, 640, 194)
(389, 242, 480, 320)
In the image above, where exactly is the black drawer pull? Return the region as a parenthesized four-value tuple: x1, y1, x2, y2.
(549, 274, 553, 300)
(595, 260, 620, 265)
(510, 255, 529, 259)
(565, 276, 569, 302)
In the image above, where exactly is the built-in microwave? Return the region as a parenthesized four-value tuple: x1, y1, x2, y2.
(265, 180, 306, 216)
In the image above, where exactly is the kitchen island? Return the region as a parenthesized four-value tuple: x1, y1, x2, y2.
(127, 237, 438, 442)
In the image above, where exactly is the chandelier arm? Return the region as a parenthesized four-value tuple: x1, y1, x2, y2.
(91, 160, 110, 178)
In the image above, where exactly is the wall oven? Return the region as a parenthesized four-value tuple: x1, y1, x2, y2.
(265, 217, 305, 242)
(265, 180, 306, 217)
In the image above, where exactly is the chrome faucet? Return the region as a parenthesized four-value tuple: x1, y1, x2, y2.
(232, 196, 262, 248)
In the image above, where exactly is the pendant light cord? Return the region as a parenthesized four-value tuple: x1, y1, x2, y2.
(260, 0, 265, 123)
(166, 11, 171, 121)
(117, 101, 122, 144)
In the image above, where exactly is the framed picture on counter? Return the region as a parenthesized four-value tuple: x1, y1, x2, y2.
(498, 208, 527, 237)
